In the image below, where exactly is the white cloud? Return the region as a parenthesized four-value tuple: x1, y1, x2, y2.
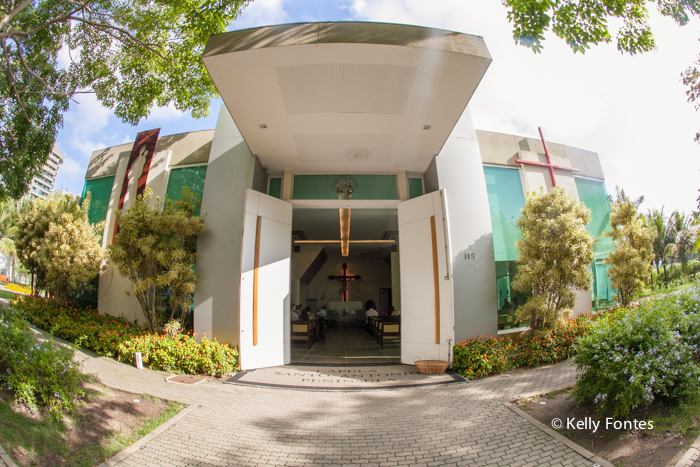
(347, 0, 700, 214)
(231, 0, 290, 30)
(146, 103, 187, 123)
(60, 157, 84, 179)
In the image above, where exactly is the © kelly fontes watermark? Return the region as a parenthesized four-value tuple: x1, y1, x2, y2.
(551, 417, 654, 433)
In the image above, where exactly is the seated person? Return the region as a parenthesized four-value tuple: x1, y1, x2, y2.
(389, 306, 400, 317)
(300, 307, 311, 322)
(315, 306, 327, 340)
(291, 305, 300, 321)
(365, 306, 378, 323)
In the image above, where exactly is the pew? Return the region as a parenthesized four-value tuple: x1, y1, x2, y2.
(378, 321, 401, 350)
(291, 321, 315, 349)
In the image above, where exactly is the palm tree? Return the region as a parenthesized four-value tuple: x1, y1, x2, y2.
(666, 211, 697, 276)
(0, 200, 19, 281)
(646, 208, 673, 285)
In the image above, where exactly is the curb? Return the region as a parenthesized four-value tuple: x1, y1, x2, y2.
(503, 402, 615, 467)
(674, 431, 700, 467)
(0, 443, 18, 467)
(96, 403, 199, 467)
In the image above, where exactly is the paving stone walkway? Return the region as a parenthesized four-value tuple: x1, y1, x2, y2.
(66, 347, 606, 467)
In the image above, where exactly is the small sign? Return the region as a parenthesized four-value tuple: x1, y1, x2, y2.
(135, 352, 143, 370)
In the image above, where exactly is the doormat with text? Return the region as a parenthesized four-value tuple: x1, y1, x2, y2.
(224, 364, 466, 390)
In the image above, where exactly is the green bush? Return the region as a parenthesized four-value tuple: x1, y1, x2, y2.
(117, 334, 238, 377)
(0, 306, 85, 420)
(574, 291, 700, 417)
(12, 295, 239, 376)
(452, 315, 591, 380)
(515, 317, 590, 367)
(12, 295, 143, 357)
(453, 334, 516, 379)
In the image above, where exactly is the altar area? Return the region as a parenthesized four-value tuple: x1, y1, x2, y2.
(326, 300, 364, 325)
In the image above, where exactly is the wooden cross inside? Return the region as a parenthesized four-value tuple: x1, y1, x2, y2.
(515, 127, 579, 187)
(328, 262, 361, 301)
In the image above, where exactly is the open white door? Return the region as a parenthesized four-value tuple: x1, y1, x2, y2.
(398, 190, 454, 364)
(239, 189, 292, 370)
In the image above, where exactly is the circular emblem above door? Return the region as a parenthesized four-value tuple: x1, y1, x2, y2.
(331, 175, 359, 200)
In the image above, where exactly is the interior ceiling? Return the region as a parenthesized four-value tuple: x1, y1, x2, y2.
(293, 208, 397, 255)
(203, 37, 491, 174)
(293, 209, 397, 240)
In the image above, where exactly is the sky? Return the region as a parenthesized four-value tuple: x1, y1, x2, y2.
(53, 0, 700, 217)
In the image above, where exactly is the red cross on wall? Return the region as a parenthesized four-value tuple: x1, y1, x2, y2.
(515, 127, 579, 187)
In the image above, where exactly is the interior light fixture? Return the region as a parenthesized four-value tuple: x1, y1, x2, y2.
(292, 240, 395, 244)
(339, 208, 351, 257)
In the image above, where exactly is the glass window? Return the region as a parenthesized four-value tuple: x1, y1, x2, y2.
(483, 166, 528, 330)
(575, 177, 615, 306)
(165, 166, 208, 215)
(81, 176, 115, 225)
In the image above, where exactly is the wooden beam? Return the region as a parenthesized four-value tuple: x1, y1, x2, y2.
(253, 216, 262, 346)
(430, 216, 440, 345)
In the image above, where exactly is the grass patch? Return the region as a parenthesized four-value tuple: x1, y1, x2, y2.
(0, 398, 68, 462)
(0, 289, 16, 300)
(0, 385, 183, 467)
(105, 401, 183, 454)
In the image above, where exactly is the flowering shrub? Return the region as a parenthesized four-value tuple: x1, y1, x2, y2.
(515, 317, 591, 367)
(5, 283, 31, 294)
(453, 334, 516, 379)
(12, 295, 239, 375)
(574, 291, 700, 417)
(12, 295, 143, 357)
(0, 305, 85, 420)
(453, 314, 592, 380)
(118, 334, 238, 376)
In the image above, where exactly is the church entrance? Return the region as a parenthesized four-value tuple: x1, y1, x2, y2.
(289, 208, 401, 364)
(237, 188, 454, 370)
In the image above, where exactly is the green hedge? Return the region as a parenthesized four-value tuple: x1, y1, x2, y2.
(453, 315, 591, 380)
(0, 305, 85, 420)
(11, 296, 238, 376)
(574, 290, 700, 416)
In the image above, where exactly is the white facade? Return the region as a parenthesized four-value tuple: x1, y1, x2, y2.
(84, 22, 610, 370)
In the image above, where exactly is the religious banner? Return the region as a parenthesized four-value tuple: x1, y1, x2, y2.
(112, 128, 160, 243)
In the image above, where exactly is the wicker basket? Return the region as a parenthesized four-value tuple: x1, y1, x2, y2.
(414, 358, 449, 374)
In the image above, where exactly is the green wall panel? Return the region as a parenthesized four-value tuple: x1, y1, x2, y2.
(82, 176, 115, 225)
(575, 178, 614, 257)
(268, 178, 282, 199)
(166, 166, 207, 215)
(483, 166, 525, 262)
(292, 174, 398, 200)
(408, 178, 424, 199)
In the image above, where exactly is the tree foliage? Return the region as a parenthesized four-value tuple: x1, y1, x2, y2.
(503, 0, 700, 140)
(646, 207, 673, 283)
(11, 192, 104, 301)
(665, 210, 697, 274)
(0, 0, 251, 201)
(513, 187, 595, 330)
(604, 188, 655, 306)
(108, 188, 205, 332)
(503, 0, 699, 54)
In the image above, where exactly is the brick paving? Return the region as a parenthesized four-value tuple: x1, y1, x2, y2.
(0, 317, 605, 466)
(68, 348, 604, 467)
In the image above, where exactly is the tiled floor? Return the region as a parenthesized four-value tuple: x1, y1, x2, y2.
(291, 325, 401, 364)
